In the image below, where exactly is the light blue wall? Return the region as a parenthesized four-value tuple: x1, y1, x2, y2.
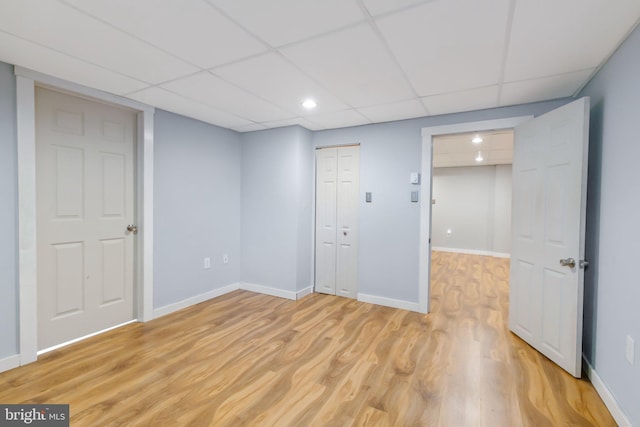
(580, 24, 640, 425)
(153, 110, 242, 309)
(313, 100, 570, 303)
(241, 126, 313, 293)
(0, 62, 18, 359)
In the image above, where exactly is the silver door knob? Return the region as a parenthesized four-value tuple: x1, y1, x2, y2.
(559, 258, 575, 268)
(126, 224, 138, 235)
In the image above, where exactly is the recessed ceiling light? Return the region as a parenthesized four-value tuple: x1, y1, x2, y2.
(475, 151, 484, 162)
(302, 98, 317, 110)
(472, 135, 483, 144)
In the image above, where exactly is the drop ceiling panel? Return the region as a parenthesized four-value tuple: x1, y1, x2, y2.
(208, 0, 365, 47)
(357, 99, 426, 123)
(504, 0, 640, 81)
(306, 109, 370, 129)
(231, 123, 269, 133)
(281, 24, 415, 107)
(433, 130, 514, 167)
(259, 117, 325, 131)
(0, 0, 198, 84)
(500, 70, 595, 106)
(161, 72, 295, 123)
(376, 0, 510, 96)
(63, 0, 267, 69)
(0, 32, 147, 95)
(362, 0, 430, 16)
(212, 53, 349, 114)
(128, 86, 252, 128)
(422, 86, 499, 116)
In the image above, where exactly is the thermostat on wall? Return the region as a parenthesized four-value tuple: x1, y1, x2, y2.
(410, 172, 420, 184)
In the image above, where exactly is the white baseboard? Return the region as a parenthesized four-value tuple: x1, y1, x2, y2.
(582, 355, 632, 427)
(432, 247, 510, 259)
(0, 354, 20, 373)
(296, 286, 313, 299)
(239, 282, 297, 300)
(357, 293, 421, 312)
(153, 283, 240, 319)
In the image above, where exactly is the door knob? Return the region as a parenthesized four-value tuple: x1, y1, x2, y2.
(126, 224, 138, 235)
(559, 258, 575, 268)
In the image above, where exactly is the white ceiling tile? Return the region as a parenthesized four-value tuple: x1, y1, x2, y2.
(0, 32, 147, 95)
(62, 0, 266, 69)
(0, 0, 197, 84)
(357, 99, 426, 123)
(421, 86, 499, 116)
(376, 0, 510, 96)
(505, 0, 640, 81)
(281, 24, 415, 107)
(212, 53, 349, 114)
(306, 109, 371, 129)
(500, 70, 595, 107)
(433, 130, 514, 167)
(260, 117, 325, 131)
(127, 87, 252, 128)
(362, 0, 429, 16)
(208, 0, 364, 47)
(161, 72, 296, 123)
(231, 123, 269, 132)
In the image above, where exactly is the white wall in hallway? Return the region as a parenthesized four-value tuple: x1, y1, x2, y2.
(431, 164, 511, 256)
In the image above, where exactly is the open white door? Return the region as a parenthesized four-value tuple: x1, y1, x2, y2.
(509, 97, 590, 377)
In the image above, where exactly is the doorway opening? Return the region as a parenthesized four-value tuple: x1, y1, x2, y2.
(418, 116, 531, 314)
(431, 130, 514, 259)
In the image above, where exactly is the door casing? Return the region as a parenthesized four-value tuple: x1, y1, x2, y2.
(419, 116, 533, 313)
(15, 66, 155, 366)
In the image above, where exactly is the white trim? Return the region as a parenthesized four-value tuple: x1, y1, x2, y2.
(239, 282, 298, 300)
(419, 116, 532, 314)
(357, 293, 421, 312)
(37, 320, 137, 355)
(15, 67, 155, 366)
(432, 247, 511, 259)
(153, 283, 241, 319)
(582, 356, 632, 427)
(16, 75, 37, 365)
(296, 286, 313, 299)
(0, 355, 21, 373)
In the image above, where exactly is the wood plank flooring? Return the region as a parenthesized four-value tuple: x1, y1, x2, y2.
(0, 252, 615, 426)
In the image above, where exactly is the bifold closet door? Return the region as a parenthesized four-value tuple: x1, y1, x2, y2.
(315, 145, 359, 298)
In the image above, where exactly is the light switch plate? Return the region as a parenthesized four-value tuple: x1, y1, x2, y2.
(365, 192, 372, 203)
(627, 335, 635, 365)
(411, 191, 419, 202)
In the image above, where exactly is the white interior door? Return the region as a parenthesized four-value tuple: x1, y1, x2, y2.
(509, 97, 590, 377)
(315, 146, 360, 298)
(36, 87, 136, 350)
(315, 147, 338, 295)
(335, 146, 360, 298)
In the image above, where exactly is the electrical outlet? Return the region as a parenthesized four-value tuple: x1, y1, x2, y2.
(203, 257, 211, 269)
(626, 335, 635, 365)
(222, 254, 229, 264)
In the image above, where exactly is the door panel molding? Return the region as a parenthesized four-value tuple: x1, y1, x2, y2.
(15, 67, 154, 365)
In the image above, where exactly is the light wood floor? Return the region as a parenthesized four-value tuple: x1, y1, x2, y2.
(0, 252, 614, 426)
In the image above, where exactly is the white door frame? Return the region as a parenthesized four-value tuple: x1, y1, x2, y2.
(418, 116, 532, 313)
(15, 66, 155, 365)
